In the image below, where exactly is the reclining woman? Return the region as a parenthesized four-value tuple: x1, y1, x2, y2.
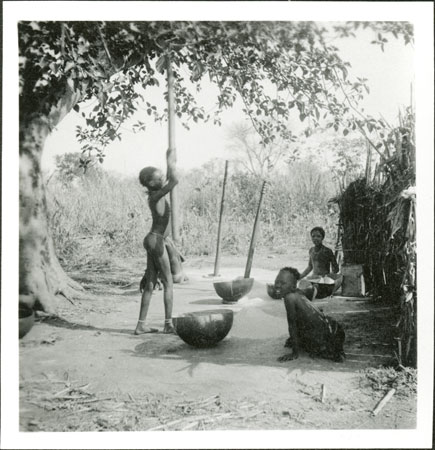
(273, 267, 346, 363)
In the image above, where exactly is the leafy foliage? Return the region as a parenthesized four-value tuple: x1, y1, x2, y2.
(52, 151, 103, 182)
(324, 137, 366, 191)
(334, 21, 414, 50)
(19, 20, 413, 165)
(225, 122, 295, 177)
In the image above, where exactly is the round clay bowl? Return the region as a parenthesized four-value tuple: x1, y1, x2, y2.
(266, 283, 282, 299)
(305, 276, 322, 284)
(316, 282, 335, 297)
(173, 309, 234, 348)
(213, 277, 254, 304)
(297, 279, 314, 290)
(19, 304, 35, 339)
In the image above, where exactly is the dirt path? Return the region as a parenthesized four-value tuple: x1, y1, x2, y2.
(19, 255, 416, 431)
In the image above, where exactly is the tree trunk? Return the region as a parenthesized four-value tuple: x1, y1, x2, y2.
(20, 87, 83, 313)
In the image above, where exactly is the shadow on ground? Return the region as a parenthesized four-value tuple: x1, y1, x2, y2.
(123, 332, 394, 378)
(189, 298, 226, 306)
(35, 316, 134, 335)
(36, 277, 397, 377)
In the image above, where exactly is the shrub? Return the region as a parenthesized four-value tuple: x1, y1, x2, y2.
(46, 155, 339, 269)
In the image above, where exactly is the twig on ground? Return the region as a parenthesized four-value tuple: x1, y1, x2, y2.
(76, 398, 108, 404)
(372, 388, 396, 416)
(147, 417, 191, 431)
(27, 401, 50, 408)
(178, 394, 220, 412)
(62, 407, 93, 416)
(51, 395, 91, 401)
(20, 379, 65, 385)
(147, 412, 232, 431)
(239, 410, 263, 419)
(93, 408, 129, 413)
(181, 422, 199, 430)
(53, 386, 72, 397)
(321, 384, 327, 403)
(238, 402, 255, 409)
(183, 413, 233, 429)
(194, 394, 220, 407)
(346, 352, 392, 358)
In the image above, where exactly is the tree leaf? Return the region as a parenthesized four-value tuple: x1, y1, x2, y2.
(155, 55, 166, 74)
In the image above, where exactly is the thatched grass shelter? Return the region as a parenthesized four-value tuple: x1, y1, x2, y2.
(334, 107, 416, 367)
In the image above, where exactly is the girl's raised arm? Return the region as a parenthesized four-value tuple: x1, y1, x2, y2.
(149, 174, 178, 202)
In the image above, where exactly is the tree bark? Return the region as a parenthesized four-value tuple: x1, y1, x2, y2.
(19, 45, 147, 313)
(20, 86, 83, 313)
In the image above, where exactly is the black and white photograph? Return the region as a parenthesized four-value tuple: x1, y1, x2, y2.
(2, 1, 433, 448)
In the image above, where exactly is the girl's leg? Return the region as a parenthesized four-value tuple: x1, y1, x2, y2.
(134, 253, 158, 335)
(156, 246, 175, 334)
(165, 239, 188, 283)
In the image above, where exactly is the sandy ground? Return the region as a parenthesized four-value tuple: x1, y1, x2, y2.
(19, 253, 416, 432)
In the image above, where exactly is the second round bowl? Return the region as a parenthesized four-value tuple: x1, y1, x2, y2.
(213, 277, 254, 304)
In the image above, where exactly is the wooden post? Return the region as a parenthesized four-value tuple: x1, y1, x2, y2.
(213, 160, 229, 277)
(166, 54, 180, 244)
(244, 181, 267, 279)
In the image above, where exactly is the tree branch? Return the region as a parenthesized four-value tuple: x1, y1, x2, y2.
(330, 65, 386, 160)
(97, 24, 117, 71)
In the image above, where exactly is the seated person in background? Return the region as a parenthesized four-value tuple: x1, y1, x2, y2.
(299, 226, 342, 299)
(274, 267, 346, 363)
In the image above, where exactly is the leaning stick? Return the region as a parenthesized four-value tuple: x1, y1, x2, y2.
(244, 181, 267, 279)
(321, 384, 326, 403)
(213, 161, 229, 276)
(372, 388, 396, 416)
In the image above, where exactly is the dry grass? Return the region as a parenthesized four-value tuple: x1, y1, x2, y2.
(361, 366, 417, 397)
(334, 107, 416, 367)
(20, 378, 280, 431)
(46, 162, 339, 271)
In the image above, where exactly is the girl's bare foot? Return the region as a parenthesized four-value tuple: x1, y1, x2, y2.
(163, 320, 176, 334)
(134, 322, 158, 335)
